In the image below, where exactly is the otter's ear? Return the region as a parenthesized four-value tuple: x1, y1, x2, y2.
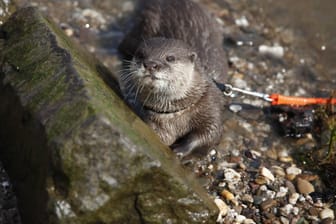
(189, 52, 197, 62)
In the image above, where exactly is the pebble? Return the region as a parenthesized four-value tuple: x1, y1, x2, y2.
(271, 166, 286, 177)
(260, 167, 275, 182)
(309, 207, 320, 216)
(258, 44, 284, 58)
(229, 104, 243, 113)
(279, 156, 293, 163)
(280, 204, 293, 216)
(320, 208, 335, 220)
(275, 186, 288, 198)
(214, 198, 229, 218)
(235, 16, 249, 27)
(280, 216, 289, 224)
(260, 199, 277, 211)
(321, 218, 334, 224)
(241, 194, 254, 203)
(288, 193, 300, 204)
(236, 214, 246, 223)
(285, 180, 297, 194)
(224, 168, 241, 184)
(244, 219, 256, 224)
(296, 178, 315, 194)
(286, 166, 302, 176)
(221, 189, 235, 201)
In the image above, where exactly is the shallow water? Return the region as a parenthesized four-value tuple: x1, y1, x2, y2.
(258, 0, 336, 82)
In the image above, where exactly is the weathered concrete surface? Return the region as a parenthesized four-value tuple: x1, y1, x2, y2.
(0, 7, 217, 224)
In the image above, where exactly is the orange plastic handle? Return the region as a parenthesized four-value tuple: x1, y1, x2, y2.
(270, 94, 336, 106)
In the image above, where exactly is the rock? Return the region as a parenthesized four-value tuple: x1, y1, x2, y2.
(286, 166, 302, 176)
(221, 189, 235, 201)
(280, 216, 289, 224)
(258, 44, 284, 58)
(0, 7, 217, 224)
(308, 207, 320, 217)
(224, 168, 241, 184)
(236, 214, 246, 223)
(280, 204, 293, 216)
(271, 166, 285, 177)
(260, 199, 277, 211)
(296, 178, 315, 194)
(288, 193, 300, 205)
(235, 16, 249, 27)
(229, 104, 243, 113)
(320, 208, 335, 220)
(321, 218, 333, 224)
(275, 186, 288, 198)
(214, 198, 229, 221)
(244, 218, 256, 224)
(260, 167, 275, 182)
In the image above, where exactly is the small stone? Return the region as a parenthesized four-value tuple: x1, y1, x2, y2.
(276, 186, 288, 198)
(321, 218, 333, 224)
(271, 165, 285, 177)
(221, 189, 235, 201)
(235, 16, 249, 27)
(241, 194, 254, 203)
(266, 149, 278, 160)
(260, 199, 277, 211)
(229, 104, 243, 113)
(285, 180, 297, 194)
(289, 193, 300, 205)
(309, 207, 320, 216)
(296, 178, 315, 194)
(320, 208, 335, 220)
(236, 215, 246, 223)
(214, 198, 229, 218)
(279, 156, 293, 163)
(286, 166, 302, 176)
(64, 28, 74, 37)
(260, 167, 275, 182)
(255, 176, 268, 185)
(224, 168, 241, 184)
(292, 206, 299, 215)
(209, 149, 217, 156)
(258, 44, 284, 58)
(244, 219, 256, 224)
(280, 204, 293, 216)
(280, 216, 289, 224)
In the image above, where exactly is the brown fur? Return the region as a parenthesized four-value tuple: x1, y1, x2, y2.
(118, 0, 227, 156)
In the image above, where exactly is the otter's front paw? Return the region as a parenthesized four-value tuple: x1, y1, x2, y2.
(171, 138, 199, 158)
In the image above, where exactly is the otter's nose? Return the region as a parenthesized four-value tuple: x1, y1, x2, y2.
(143, 60, 161, 72)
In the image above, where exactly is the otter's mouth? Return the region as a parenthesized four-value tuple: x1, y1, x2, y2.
(143, 74, 160, 80)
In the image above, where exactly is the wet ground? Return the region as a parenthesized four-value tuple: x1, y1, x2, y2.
(1, 0, 336, 223)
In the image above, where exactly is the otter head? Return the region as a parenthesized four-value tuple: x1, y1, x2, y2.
(127, 37, 197, 101)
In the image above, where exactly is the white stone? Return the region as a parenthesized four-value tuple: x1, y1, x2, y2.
(235, 16, 249, 27)
(258, 44, 284, 58)
(276, 186, 288, 198)
(286, 166, 302, 176)
(236, 215, 246, 223)
(320, 208, 335, 220)
(244, 219, 256, 224)
(215, 198, 229, 222)
(289, 193, 300, 205)
(224, 168, 241, 184)
(229, 104, 243, 113)
(260, 167, 275, 182)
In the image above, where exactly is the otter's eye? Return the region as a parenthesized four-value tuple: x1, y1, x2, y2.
(135, 52, 145, 60)
(166, 55, 175, 62)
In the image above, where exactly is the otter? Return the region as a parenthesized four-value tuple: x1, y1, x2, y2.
(118, 0, 228, 157)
